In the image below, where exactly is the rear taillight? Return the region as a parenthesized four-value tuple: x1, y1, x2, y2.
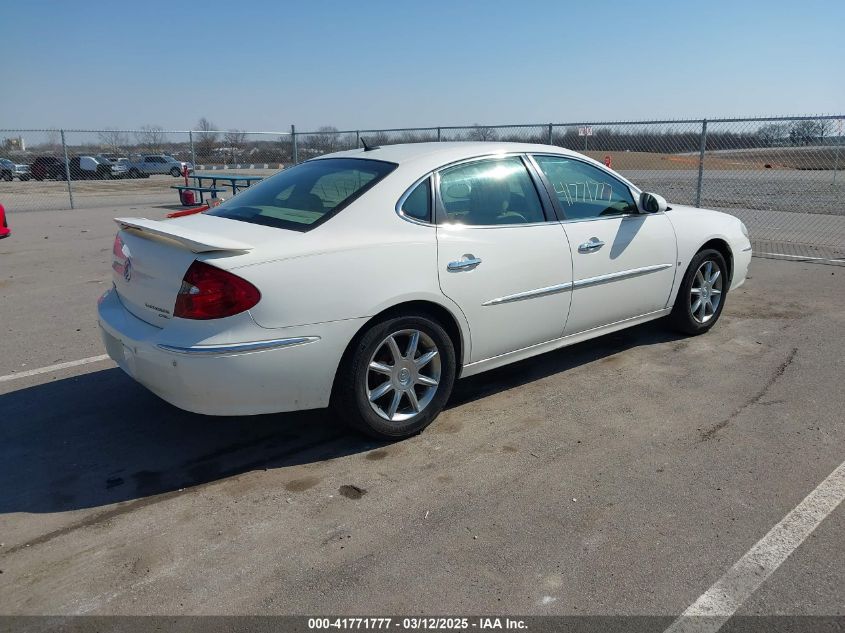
(173, 260, 260, 320)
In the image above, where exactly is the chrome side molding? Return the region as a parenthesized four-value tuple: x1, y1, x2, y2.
(482, 263, 673, 306)
(482, 282, 573, 306)
(573, 263, 673, 289)
(157, 336, 320, 356)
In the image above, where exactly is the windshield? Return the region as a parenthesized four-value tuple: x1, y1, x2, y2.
(162, 155, 177, 163)
(207, 158, 397, 231)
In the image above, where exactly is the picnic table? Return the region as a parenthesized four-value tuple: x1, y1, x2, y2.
(190, 173, 264, 194)
(170, 184, 225, 206)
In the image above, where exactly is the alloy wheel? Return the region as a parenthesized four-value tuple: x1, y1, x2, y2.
(690, 259, 723, 324)
(366, 329, 441, 422)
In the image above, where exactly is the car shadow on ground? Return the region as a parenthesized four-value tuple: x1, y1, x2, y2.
(0, 320, 682, 514)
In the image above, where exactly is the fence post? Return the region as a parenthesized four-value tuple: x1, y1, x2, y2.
(356, 130, 360, 148)
(833, 120, 841, 186)
(436, 127, 442, 142)
(189, 131, 196, 167)
(695, 119, 708, 208)
(548, 123, 553, 145)
(291, 124, 298, 165)
(60, 129, 74, 210)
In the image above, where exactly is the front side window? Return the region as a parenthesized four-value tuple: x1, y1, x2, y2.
(533, 155, 636, 220)
(437, 157, 545, 226)
(208, 158, 397, 231)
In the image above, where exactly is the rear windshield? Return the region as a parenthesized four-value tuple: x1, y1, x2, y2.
(207, 158, 397, 231)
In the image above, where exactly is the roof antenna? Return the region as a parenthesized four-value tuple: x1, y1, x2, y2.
(360, 136, 379, 151)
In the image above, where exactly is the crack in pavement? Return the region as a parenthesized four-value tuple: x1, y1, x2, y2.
(699, 347, 798, 442)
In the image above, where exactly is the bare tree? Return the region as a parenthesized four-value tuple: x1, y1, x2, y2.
(362, 131, 390, 147)
(223, 129, 247, 162)
(305, 126, 343, 156)
(45, 130, 62, 154)
(98, 128, 130, 153)
(135, 125, 166, 152)
(757, 123, 788, 147)
(789, 120, 831, 146)
(196, 117, 219, 161)
(467, 124, 497, 142)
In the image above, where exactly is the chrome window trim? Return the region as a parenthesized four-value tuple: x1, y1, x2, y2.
(157, 336, 320, 356)
(481, 263, 673, 307)
(438, 220, 555, 230)
(560, 212, 664, 225)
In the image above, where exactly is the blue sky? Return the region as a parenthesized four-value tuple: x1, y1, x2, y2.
(3, 0, 843, 131)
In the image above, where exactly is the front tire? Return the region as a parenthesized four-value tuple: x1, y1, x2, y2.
(332, 315, 457, 439)
(170, 167, 182, 177)
(669, 248, 729, 335)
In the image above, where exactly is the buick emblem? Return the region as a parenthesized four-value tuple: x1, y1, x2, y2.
(123, 258, 132, 282)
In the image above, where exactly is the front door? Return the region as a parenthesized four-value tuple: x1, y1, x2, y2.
(435, 156, 573, 363)
(531, 154, 677, 335)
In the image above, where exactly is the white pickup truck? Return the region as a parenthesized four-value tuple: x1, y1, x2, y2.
(125, 154, 193, 178)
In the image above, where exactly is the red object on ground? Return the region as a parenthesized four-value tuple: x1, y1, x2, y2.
(180, 189, 196, 206)
(604, 155, 612, 168)
(167, 205, 209, 218)
(0, 203, 10, 239)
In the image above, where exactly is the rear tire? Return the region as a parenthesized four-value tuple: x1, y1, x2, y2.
(332, 315, 457, 440)
(129, 168, 140, 179)
(669, 248, 729, 335)
(1, 172, 11, 182)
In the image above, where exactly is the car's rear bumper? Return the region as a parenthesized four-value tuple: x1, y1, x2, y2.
(97, 288, 363, 416)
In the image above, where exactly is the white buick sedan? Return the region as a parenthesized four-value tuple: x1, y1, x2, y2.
(99, 142, 751, 438)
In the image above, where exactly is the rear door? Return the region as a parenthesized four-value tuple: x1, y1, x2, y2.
(531, 154, 677, 335)
(435, 155, 573, 363)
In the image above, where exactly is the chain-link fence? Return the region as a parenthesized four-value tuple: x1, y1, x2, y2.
(1, 116, 842, 259)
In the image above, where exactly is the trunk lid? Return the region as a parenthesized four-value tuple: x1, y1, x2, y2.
(111, 213, 315, 326)
(112, 216, 257, 326)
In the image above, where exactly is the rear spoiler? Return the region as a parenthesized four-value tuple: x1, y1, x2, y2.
(114, 217, 253, 253)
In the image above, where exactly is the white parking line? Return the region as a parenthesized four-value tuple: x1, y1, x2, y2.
(757, 252, 845, 264)
(0, 354, 111, 383)
(664, 459, 845, 633)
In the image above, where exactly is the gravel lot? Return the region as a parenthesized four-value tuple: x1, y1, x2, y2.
(0, 205, 843, 622)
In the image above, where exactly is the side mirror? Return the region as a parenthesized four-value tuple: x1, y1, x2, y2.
(639, 192, 668, 213)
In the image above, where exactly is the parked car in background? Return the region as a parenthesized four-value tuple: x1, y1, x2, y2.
(59, 156, 128, 180)
(0, 158, 31, 181)
(99, 142, 751, 439)
(30, 156, 65, 181)
(96, 153, 129, 165)
(0, 203, 9, 239)
(126, 154, 193, 178)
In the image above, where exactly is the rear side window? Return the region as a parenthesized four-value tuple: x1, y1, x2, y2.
(400, 179, 432, 222)
(208, 158, 397, 231)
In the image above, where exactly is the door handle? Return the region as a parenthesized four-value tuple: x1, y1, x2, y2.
(578, 238, 605, 253)
(447, 254, 482, 271)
